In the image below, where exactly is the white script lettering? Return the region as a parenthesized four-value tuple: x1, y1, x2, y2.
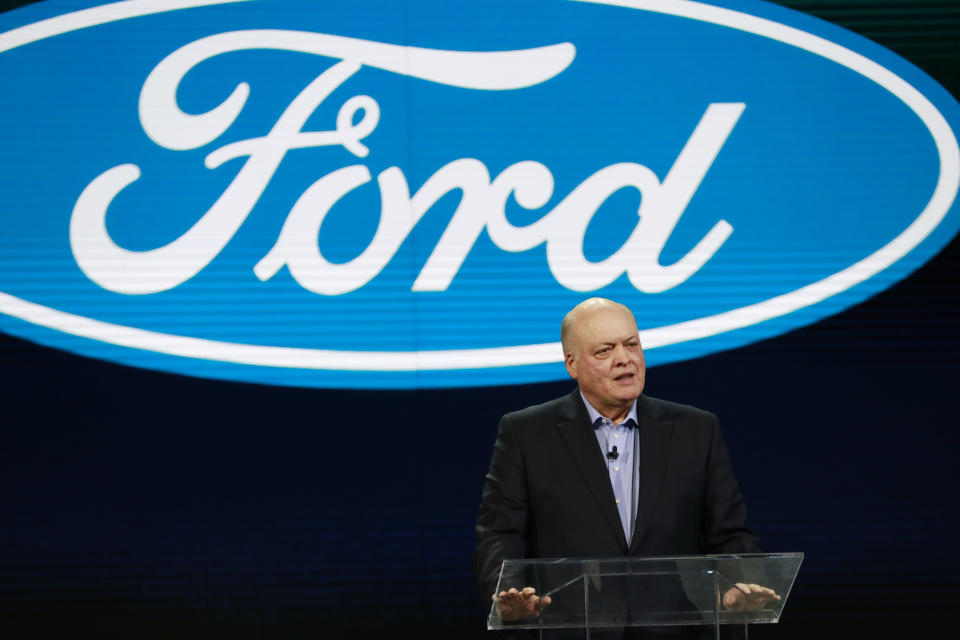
(69, 30, 739, 295)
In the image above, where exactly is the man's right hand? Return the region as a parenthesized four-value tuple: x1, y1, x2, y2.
(493, 586, 552, 621)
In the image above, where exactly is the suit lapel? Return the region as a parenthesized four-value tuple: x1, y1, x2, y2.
(630, 395, 673, 553)
(556, 391, 629, 551)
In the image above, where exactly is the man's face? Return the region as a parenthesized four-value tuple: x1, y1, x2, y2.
(565, 304, 646, 419)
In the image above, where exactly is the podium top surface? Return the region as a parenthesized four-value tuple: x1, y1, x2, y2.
(488, 552, 803, 630)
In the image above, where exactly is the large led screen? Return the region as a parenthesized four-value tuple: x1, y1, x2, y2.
(0, 0, 957, 388)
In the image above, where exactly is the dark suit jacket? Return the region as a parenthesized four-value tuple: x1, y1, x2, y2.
(474, 389, 761, 602)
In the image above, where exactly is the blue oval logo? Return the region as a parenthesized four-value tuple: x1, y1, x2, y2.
(0, 0, 958, 388)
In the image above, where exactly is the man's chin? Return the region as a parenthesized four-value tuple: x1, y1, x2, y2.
(609, 381, 642, 399)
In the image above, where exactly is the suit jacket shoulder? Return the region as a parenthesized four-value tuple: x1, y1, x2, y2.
(637, 393, 716, 423)
(502, 389, 580, 422)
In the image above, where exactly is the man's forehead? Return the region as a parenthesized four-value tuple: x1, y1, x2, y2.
(577, 308, 638, 339)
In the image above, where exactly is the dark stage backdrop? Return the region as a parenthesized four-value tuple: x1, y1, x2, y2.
(1, 1, 958, 638)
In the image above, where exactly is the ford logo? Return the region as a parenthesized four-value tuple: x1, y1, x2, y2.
(0, 0, 958, 388)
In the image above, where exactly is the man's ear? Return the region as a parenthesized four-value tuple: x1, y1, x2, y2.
(564, 353, 578, 380)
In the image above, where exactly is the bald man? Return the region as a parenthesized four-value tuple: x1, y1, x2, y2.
(474, 298, 776, 633)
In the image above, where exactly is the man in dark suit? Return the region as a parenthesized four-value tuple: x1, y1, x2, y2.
(473, 297, 778, 627)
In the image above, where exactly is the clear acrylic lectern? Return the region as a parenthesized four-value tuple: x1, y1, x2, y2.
(488, 553, 802, 639)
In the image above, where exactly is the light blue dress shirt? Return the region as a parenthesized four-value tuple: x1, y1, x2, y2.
(580, 392, 640, 545)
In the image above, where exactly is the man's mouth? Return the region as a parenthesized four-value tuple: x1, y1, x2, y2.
(614, 372, 635, 382)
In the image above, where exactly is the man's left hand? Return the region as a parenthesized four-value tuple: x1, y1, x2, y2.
(721, 583, 781, 611)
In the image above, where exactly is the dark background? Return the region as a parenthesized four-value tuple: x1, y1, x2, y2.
(1, 1, 959, 638)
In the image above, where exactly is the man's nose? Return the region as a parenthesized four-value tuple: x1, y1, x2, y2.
(612, 344, 629, 364)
